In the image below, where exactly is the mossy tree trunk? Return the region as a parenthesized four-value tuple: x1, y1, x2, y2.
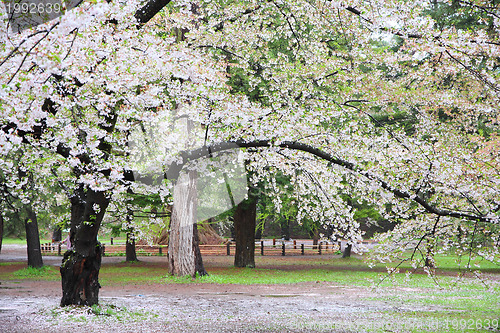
(60, 187, 109, 306)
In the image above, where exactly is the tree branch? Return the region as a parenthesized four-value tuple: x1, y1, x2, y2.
(166, 139, 493, 223)
(134, 0, 172, 27)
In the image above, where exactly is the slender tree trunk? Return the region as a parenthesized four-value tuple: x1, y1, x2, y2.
(281, 217, 290, 241)
(342, 243, 352, 258)
(168, 170, 207, 277)
(52, 225, 62, 243)
(311, 229, 319, 249)
(60, 187, 109, 306)
(0, 214, 3, 254)
(233, 195, 257, 268)
(25, 207, 43, 268)
(126, 232, 138, 262)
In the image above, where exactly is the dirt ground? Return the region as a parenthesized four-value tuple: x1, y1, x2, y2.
(0, 244, 448, 332)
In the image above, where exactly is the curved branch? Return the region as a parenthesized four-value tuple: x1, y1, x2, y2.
(134, 0, 172, 27)
(167, 139, 494, 223)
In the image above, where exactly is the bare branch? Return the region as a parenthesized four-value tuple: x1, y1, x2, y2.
(134, 0, 172, 27)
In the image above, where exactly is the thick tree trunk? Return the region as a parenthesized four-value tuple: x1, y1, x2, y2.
(233, 195, 257, 268)
(0, 214, 3, 254)
(25, 207, 43, 268)
(168, 171, 207, 277)
(60, 188, 109, 306)
(126, 232, 138, 262)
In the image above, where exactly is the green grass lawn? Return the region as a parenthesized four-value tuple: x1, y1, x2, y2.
(2, 237, 52, 245)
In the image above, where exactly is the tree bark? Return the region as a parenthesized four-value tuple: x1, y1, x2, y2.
(25, 207, 43, 268)
(52, 225, 62, 243)
(135, 0, 172, 25)
(168, 171, 207, 277)
(233, 195, 257, 268)
(60, 187, 109, 306)
(342, 243, 352, 258)
(311, 229, 319, 250)
(126, 232, 138, 262)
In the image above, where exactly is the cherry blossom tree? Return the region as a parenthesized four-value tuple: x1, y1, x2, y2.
(0, 0, 498, 306)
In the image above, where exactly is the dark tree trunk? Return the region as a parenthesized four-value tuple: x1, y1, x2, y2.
(0, 214, 3, 254)
(281, 217, 290, 241)
(168, 171, 207, 277)
(342, 243, 352, 258)
(254, 223, 262, 240)
(233, 195, 257, 268)
(60, 187, 109, 306)
(25, 207, 43, 268)
(193, 222, 206, 275)
(230, 219, 235, 241)
(311, 229, 319, 249)
(52, 225, 62, 243)
(126, 232, 138, 262)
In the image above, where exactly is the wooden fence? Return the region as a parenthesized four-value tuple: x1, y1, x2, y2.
(40, 239, 347, 257)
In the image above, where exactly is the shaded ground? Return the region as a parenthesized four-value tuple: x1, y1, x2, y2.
(0, 244, 496, 332)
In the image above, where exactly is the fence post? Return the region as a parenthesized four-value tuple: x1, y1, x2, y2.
(58, 243, 61, 256)
(261, 241, 264, 256)
(159, 246, 163, 256)
(110, 237, 113, 245)
(226, 242, 231, 256)
(273, 238, 276, 247)
(318, 242, 322, 255)
(293, 240, 297, 249)
(301, 243, 304, 255)
(282, 242, 285, 256)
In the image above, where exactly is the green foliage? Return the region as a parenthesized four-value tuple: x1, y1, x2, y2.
(256, 170, 317, 238)
(226, 66, 266, 103)
(128, 192, 163, 208)
(427, 1, 495, 31)
(369, 108, 418, 136)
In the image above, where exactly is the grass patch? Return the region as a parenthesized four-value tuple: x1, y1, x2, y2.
(0, 262, 20, 266)
(159, 265, 493, 290)
(382, 253, 500, 274)
(364, 287, 500, 332)
(2, 238, 51, 245)
(12, 265, 59, 280)
(99, 262, 166, 286)
(49, 303, 159, 323)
